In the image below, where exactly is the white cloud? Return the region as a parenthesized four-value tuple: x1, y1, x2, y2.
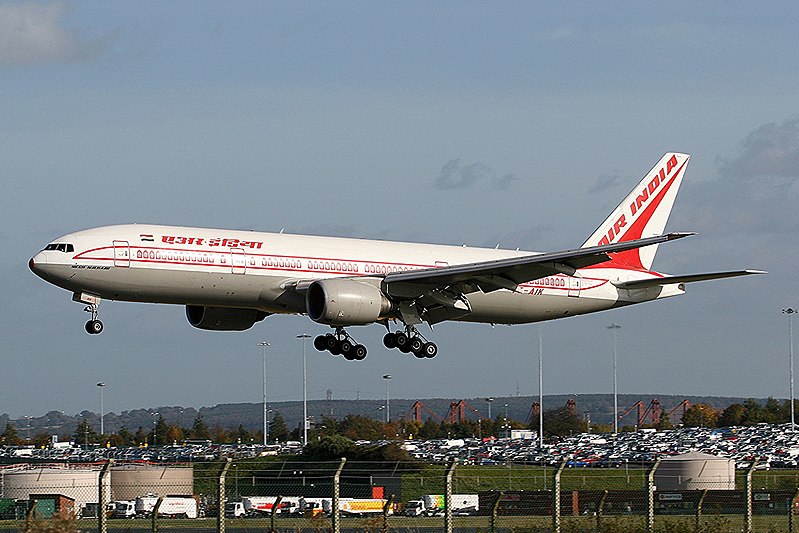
(0, 1, 108, 66)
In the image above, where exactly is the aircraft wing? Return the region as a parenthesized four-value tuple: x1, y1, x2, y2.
(613, 270, 766, 289)
(381, 232, 693, 297)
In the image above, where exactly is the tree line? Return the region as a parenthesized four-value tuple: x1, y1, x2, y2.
(2, 398, 796, 448)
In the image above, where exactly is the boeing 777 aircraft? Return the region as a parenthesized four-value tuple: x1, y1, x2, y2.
(30, 153, 763, 360)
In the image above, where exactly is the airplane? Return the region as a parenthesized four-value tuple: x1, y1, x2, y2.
(30, 153, 763, 360)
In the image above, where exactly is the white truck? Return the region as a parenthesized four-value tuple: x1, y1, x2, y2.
(322, 498, 390, 516)
(134, 496, 198, 519)
(404, 494, 478, 517)
(223, 501, 247, 518)
(110, 500, 136, 519)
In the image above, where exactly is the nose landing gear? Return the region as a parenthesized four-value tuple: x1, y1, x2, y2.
(84, 304, 103, 335)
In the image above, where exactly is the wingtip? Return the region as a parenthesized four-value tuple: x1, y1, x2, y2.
(667, 232, 698, 240)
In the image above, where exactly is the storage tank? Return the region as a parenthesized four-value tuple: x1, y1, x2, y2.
(0, 464, 108, 512)
(654, 451, 735, 490)
(110, 464, 193, 500)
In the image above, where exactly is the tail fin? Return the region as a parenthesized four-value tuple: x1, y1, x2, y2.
(581, 153, 690, 271)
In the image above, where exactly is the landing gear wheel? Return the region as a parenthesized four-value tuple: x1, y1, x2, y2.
(329, 340, 342, 356)
(324, 334, 338, 352)
(422, 342, 438, 358)
(395, 332, 410, 352)
(340, 339, 354, 357)
(353, 344, 367, 360)
(314, 335, 327, 351)
(409, 336, 424, 354)
(85, 320, 103, 335)
(382, 332, 397, 349)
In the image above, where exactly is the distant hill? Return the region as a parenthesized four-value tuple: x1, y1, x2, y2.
(2, 394, 764, 440)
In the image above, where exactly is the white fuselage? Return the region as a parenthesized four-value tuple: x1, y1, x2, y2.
(30, 224, 682, 326)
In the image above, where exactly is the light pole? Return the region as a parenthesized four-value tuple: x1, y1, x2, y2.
(151, 411, 159, 446)
(259, 341, 270, 445)
(538, 327, 544, 449)
(297, 333, 311, 447)
(485, 398, 494, 420)
(97, 382, 106, 437)
(785, 308, 797, 432)
(608, 323, 621, 434)
(382, 375, 392, 423)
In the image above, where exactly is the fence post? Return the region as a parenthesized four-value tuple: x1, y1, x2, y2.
(25, 498, 37, 532)
(381, 494, 394, 533)
(98, 459, 113, 533)
(270, 495, 282, 533)
(646, 457, 661, 532)
(790, 488, 799, 533)
(151, 496, 163, 533)
(445, 458, 457, 533)
(489, 491, 503, 533)
(332, 457, 346, 533)
(744, 460, 757, 533)
(596, 490, 608, 531)
(552, 458, 567, 533)
(696, 489, 708, 532)
(216, 458, 232, 533)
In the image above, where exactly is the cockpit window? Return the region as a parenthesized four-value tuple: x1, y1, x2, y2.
(44, 243, 74, 253)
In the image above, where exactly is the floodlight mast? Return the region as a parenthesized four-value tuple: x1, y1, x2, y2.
(785, 308, 797, 432)
(608, 324, 622, 435)
(259, 341, 270, 445)
(297, 333, 311, 447)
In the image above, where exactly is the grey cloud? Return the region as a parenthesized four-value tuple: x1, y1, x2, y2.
(589, 174, 623, 193)
(0, 1, 111, 66)
(491, 173, 517, 191)
(717, 116, 799, 179)
(678, 116, 799, 237)
(434, 159, 519, 191)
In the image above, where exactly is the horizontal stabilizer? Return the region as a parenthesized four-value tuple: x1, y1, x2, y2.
(613, 270, 766, 289)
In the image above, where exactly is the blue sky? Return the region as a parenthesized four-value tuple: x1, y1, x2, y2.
(2, 1, 798, 421)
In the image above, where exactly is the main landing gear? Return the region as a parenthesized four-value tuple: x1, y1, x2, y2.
(84, 304, 103, 335)
(383, 326, 438, 358)
(314, 328, 367, 361)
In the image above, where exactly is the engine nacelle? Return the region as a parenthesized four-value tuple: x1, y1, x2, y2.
(306, 279, 393, 326)
(186, 305, 268, 331)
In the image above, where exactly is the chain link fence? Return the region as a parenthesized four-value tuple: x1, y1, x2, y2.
(1, 459, 799, 532)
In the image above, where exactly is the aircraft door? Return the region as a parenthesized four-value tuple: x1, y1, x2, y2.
(113, 241, 130, 267)
(568, 275, 581, 297)
(230, 247, 246, 274)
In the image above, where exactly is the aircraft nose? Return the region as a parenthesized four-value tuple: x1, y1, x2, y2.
(29, 252, 48, 277)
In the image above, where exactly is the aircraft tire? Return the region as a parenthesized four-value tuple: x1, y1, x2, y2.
(324, 334, 338, 352)
(314, 335, 327, 351)
(353, 344, 367, 360)
(85, 320, 103, 334)
(422, 342, 438, 358)
(409, 336, 424, 353)
(340, 339, 354, 357)
(382, 332, 397, 349)
(395, 332, 410, 352)
(329, 340, 342, 356)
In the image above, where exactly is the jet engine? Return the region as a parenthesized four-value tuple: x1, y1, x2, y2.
(306, 279, 393, 326)
(186, 305, 268, 331)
